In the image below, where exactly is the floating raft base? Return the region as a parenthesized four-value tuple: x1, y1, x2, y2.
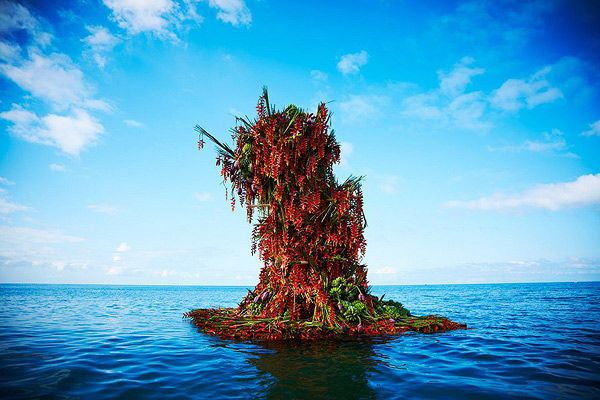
(185, 308, 467, 341)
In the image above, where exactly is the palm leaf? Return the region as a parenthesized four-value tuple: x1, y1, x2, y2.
(195, 125, 235, 158)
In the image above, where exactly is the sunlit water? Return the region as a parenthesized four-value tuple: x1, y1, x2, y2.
(0, 283, 599, 399)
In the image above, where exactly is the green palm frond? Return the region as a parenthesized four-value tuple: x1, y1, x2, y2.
(195, 125, 235, 158)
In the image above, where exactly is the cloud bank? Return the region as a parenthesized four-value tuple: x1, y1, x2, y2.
(447, 174, 600, 211)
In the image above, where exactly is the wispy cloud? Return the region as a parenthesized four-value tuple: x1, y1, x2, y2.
(112, 241, 131, 262)
(0, 177, 15, 185)
(581, 120, 600, 137)
(0, 225, 87, 273)
(195, 192, 212, 202)
(373, 257, 600, 285)
(372, 266, 397, 275)
(208, 0, 252, 26)
(337, 50, 368, 75)
(398, 57, 489, 131)
(491, 66, 562, 111)
(438, 56, 484, 97)
(310, 69, 328, 82)
(116, 242, 131, 252)
(0, 1, 50, 49)
(446, 174, 600, 211)
(338, 94, 387, 122)
(124, 119, 144, 128)
(87, 203, 119, 215)
(0, 51, 98, 109)
(0, 180, 29, 214)
(49, 163, 66, 172)
(0, 226, 83, 244)
(82, 25, 120, 68)
(0, 3, 108, 156)
(487, 129, 569, 154)
(0, 194, 29, 214)
(0, 40, 21, 63)
(102, 0, 202, 40)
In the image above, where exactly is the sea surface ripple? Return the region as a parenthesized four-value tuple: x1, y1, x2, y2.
(0, 282, 599, 399)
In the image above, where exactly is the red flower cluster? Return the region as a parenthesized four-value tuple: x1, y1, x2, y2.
(204, 92, 368, 325)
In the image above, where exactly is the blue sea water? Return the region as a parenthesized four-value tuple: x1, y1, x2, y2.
(0, 283, 599, 399)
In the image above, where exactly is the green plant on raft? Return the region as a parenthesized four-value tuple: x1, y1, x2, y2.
(328, 276, 362, 302)
(330, 286, 343, 300)
(247, 302, 265, 316)
(342, 300, 369, 322)
(376, 299, 411, 319)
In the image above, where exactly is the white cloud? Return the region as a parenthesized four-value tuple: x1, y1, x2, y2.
(1, 105, 104, 156)
(102, 0, 202, 39)
(107, 265, 122, 274)
(195, 192, 212, 202)
(0, 180, 28, 214)
(446, 173, 600, 211)
(116, 242, 131, 252)
(400, 58, 488, 131)
(159, 269, 174, 277)
(39, 110, 104, 155)
(0, 225, 88, 276)
(0, 226, 83, 243)
(0, 40, 20, 63)
(581, 120, 600, 137)
(87, 203, 119, 214)
(372, 266, 397, 275)
(445, 91, 487, 130)
(0, 176, 15, 185)
(0, 104, 37, 125)
(0, 1, 38, 34)
(491, 66, 562, 111)
(401, 93, 443, 120)
(82, 26, 120, 68)
(372, 257, 600, 285)
(0, 195, 29, 214)
(487, 129, 568, 154)
(124, 119, 144, 128)
(208, 0, 252, 26)
(337, 50, 368, 75)
(438, 56, 484, 97)
(49, 163, 66, 172)
(0, 52, 90, 109)
(0, 3, 108, 156)
(338, 94, 387, 122)
(310, 69, 328, 82)
(112, 242, 131, 262)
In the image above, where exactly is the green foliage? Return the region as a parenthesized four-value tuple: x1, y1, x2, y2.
(376, 299, 410, 319)
(327, 276, 372, 323)
(328, 276, 362, 303)
(330, 286, 343, 298)
(342, 300, 368, 322)
(247, 302, 265, 316)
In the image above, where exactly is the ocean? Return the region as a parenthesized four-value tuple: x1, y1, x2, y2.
(0, 282, 598, 399)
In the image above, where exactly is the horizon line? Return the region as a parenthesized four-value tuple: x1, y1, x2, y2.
(1, 280, 598, 287)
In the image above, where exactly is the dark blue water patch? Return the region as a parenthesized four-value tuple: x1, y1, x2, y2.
(0, 283, 599, 399)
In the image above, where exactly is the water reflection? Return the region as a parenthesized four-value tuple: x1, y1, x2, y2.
(250, 338, 390, 400)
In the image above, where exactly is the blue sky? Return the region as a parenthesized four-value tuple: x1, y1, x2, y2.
(1, 0, 599, 285)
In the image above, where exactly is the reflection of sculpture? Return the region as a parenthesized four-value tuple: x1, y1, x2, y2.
(187, 89, 465, 339)
(250, 339, 379, 399)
